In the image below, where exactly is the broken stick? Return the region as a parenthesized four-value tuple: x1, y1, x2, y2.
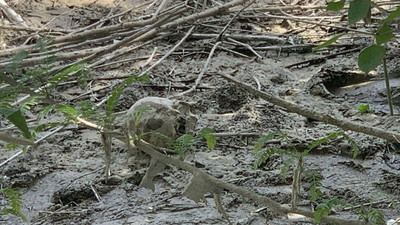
(219, 72, 400, 143)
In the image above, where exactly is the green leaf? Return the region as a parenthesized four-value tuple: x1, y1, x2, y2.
(105, 74, 150, 125)
(105, 85, 124, 121)
(384, 6, 400, 22)
(375, 23, 394, 45)
(312, 33, 345, 52)
(358, 45, 386, 73)
(254, 132, 276, 153)
(6, 109, 31, 139)
(309, 184, 323, 202)
(314, 198, 345, 223)
(4, 51, 29, 75)
(204, 134, 216, 150)
(327, 0, 346, 11)
(174, 134, 194, 156)
(0, 107, 31, 139)
(76, 100, 99, 121)
(305, 132, 343, 154)
(126, 74, 150, 85)
(49, 63, 87, 88)
(196, 128, 216, 150)
(357, 104, 370, 114)
(55, 104, 78, 119)
(1, 187, 27, 222)
(357, 206, 385, 224)
(0, 107, 15, 117)
(348, 0, 371, 24)
(198, 127, 214, 137)
(342, 133, 359, 158)
(253, 147, 291, 169)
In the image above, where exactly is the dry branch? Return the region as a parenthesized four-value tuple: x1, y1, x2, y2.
(0, 132, 35, 146)
(219, 72, 400, 143)
(173, 41, 220, 97)
(0, 0, 28, 27)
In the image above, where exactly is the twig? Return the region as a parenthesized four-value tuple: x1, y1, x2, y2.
(383, 56, 394, 116)
(140, 26, 195, 77)
(189, 33, 287, 44)
(216, 0, 255, 41)
(260, 13, 373, 36)
(89, 25, 195, 109)
(153, 0, 169, 19)
(343, 199, 399, 211)
(0, 0, 28, 27)
(252, 75, 261, 91)
(0, 132, 35, 146)
(145, 47, 158, 67)
(245, 2, 400, 13)
(227, 37, 262, 59)
(285, 47, 361, 69)
(0, 150, 23, 168)
(172, 41, 220, 97)
(0, 125, 65, 167)
(219, 72, 400, 143)
(90, 184, 102, 202)
(213, 193, 232, 224)
(64, 166, 105, 189)
(0, 3, 186, 58)
(253, 44, 351, 51)
(68, 0, 129, 35)
(218, 45, 250, 58)
(88, 38, 161, 68)
(0, 46, 104, 68)
(0, 25, 70, 33)
(22, 8, 76, 45)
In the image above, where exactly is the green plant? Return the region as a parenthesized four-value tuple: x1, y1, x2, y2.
(173, 127, 216, 158)
(253, 130, 359, 214)
(0, 40, 91, 148)
(304, 170, 323, 203)
(314, 198, 346, 223)
(357, 206, 385, 225)
(315, 1, 400, 115)
(104, 74, 149, 126)
(357, 103, 375, 114)
(1, 187, 27, 222)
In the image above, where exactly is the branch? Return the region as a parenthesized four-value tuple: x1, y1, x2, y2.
(0, 132, 35, 146)
(219, 72, 400, 143)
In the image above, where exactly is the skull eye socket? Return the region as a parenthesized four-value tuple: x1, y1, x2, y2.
(175, 116, 187, 136)
(145, 118, 163, 130)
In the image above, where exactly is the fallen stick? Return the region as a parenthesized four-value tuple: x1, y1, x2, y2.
(0, 126, 65, 167)
(0, 0, 28, 27)
(0, 3, 186, 58)
(219, 72, 400, 143)
(284, 47, 361, 69)
(0, 132, 35, 146)
(172, 41, 220, 97)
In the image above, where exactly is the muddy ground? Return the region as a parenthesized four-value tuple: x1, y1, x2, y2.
(0, 0, 400, 224)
